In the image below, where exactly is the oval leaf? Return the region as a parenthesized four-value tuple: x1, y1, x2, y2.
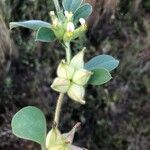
(11, 106, 47, 148)
(85, 55, 119, 72)
(36, 27, 56, 42)
(88, 68, 112, 85)
(10, 20, 51, 30)
(74, 3, 92, 22)
(62, 0, 83, 13)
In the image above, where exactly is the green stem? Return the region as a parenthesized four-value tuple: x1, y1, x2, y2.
(53, 43, 71, 127)
(54, 93, 64, 127)
(52, 0, 61, 14)
(41, 145, 46, 150)
(65, 42, 71, 63)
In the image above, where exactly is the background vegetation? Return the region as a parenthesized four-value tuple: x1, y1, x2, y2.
(0, 0, 149, 149)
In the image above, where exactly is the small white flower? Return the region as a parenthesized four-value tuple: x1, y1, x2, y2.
(67, 22, 75, 32)
(51, 49, 92, 105)
(67, 84, 85, 104)
(79, 18, 86, 26)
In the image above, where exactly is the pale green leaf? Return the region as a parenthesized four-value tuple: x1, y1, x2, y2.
(74, 3, 92, 22)
(10, 20, 51, 30)
(62, 0, 83, 13)
(85, 55, 119, 72)
(11, 106, 47, 148)
(36, 27, 56, 42)
(88, 68, 112, 85)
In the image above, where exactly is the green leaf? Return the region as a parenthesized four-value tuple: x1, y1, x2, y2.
(85, 55, 119, 72)
(88, 68, 112, 85)
(11, 106, 47, 148)
(36, 27, 56, 42)
(74, 3, 92, 22)
(10, 20, 51, 30)
(62, 0, 83, 13)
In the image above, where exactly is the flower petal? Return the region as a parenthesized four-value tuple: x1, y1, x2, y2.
(51, 77, 70, 93)
(72, 69, 92, 85)
(63, 122, 81, 144)
(70, 48, 85, 69)
(57, 60, 75, 79)
(67, 84, 85, 104)
(46, 127, 62, 149)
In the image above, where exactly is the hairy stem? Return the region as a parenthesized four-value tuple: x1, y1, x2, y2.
(52, 0, 61, 14)
(54, 93, 64, 126)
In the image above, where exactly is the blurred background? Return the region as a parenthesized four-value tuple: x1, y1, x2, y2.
(0, 0, 149, 149)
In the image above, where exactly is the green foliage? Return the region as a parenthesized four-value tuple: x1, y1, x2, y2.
(11, 106, 47, 148)
(0, 0, 149, 149)
(88, 68, 112, 85)
(85, 55, 119, 72)
(85, 55, 119, 85)
(62, 0, 83, 13)
(62, 0, 93, 21)
(73, 4, 92, 23)
(9, 0, 92, 44)
(36, 27, 56, 42)
(8, 0, 119, 149)
(10, 20, 51, 30)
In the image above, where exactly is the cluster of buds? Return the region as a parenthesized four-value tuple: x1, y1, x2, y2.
(49, 10, 87, 43)
(51, 49, 92, 104)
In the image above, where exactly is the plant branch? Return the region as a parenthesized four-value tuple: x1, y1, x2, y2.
(53, 42, 71, 127)
(54, 93, 64, 126)
(65, 42, 71, 63)
(52, 0, 61, 14)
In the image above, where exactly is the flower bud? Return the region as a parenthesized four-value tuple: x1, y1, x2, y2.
(79, 18, 86, 26)
(49, 11, 58, 27)
(49, 11, 55, 16)
(69, 25, 87, 41)
(64, 11, 73, 19)
(63, 22, 75, 41)
(72, 69, 92, 85)
(57, 60, 74, 79)
(67, 22, 75, 33)
(51, 77, 70, 93)
(70, 48, 85, 69)
(53, 18, 59, 27)
(67, 84, 85, 104)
